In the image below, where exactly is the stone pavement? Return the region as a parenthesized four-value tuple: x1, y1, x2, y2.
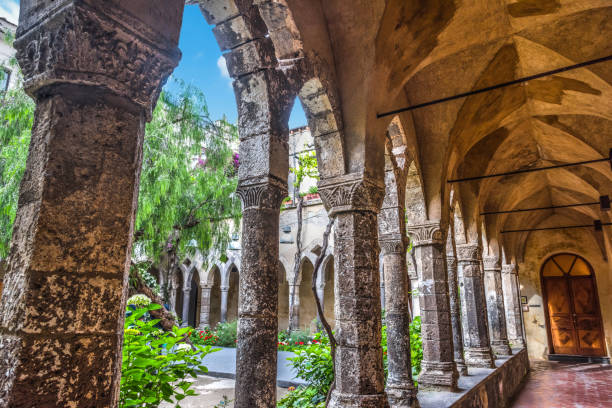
(511, 361, 612, 408)
(160, 375, 290, 408)
(199, 347, 306, 388)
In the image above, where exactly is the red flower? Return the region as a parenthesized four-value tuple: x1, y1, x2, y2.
(299, 342, 304, 345)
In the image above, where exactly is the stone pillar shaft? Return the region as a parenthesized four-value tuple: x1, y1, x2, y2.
(483, 256, 511, 356)
(0, 2, 182, 406)
(446, 255, 467, 375)
(408, 222, 458, 391)
(234, 179, 286, 408)
(502, 264, 526, 348)
(319, 174, 388, 407)
(198, 286, 212, 329)
(380, 238, 419, 407)
(220, 286, 230, 323)
(456, 244, 495, 368)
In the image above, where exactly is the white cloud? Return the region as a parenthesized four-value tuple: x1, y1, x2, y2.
(0, 1, 19, 25)
(217, 55, 230, 79)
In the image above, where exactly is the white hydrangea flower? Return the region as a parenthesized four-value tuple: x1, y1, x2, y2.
(127, 294, 152, 307)
(176, 343, 191, 352)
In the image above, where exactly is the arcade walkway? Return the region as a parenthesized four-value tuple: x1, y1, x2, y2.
(512, 361, 612, 408)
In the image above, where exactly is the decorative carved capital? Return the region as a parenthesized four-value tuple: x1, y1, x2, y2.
(318, 173, 385, 216)
(483, 256, 501, 271)
(379, 235, 405, 255)
(15, 2, 181, 118)
(406, 221, 444, 246)
(407, 262, 418, 281)
(446, 255, 457, 270)
(456, 243, 481, 263)
(502, 264, 517, 275)
(236, 177, 287, 210)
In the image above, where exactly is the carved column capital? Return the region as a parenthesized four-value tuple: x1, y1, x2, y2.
(483, 256, 501, 271)
(456, 243, 481, 263)
(318, 173, 385, 216)
(406, 221, 444, 247)
(379, 234, 405, 255)
(236, 177, 288, 210)
(502, 263, 518, 275)
(14, 2, 181, 118)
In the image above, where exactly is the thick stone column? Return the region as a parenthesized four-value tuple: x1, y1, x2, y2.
(319, 173, 388, 407)
(408, 222, 458, 391)
(446, 254, 467, 375)
(181, 288, 192, 328)
(0, 1, 183, 406)
(456, 244, 495, 368)
(483, 256, 512, 356)
(502, 264, 526, 348)
(380, 237, 419, 408)
(198, 286, 212, 329)
(220, 286, 230, 323)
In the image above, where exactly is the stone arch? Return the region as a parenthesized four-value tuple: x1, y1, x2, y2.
(187, 268, 201, 328)
(174, 269, 185, 321)
(226, 264, 240, 323)
(207, 265, 222, 328)
(321, 253, 335, 328)
(298, 256, 317, 331)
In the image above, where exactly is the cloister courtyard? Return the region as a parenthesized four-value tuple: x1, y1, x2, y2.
(0, 1, 611, 407)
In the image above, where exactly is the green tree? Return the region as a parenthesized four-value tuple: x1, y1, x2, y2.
(0, 32, 34, 259)
(134, 80, 241, 296)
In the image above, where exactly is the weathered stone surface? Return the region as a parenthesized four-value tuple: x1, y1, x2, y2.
(319, 175, 388, 408)
(408, 222, 458, 391)
(501, 264, 526, 348)
(456, 244, 495, 369)
(446, 254, 468, 375)
(483, 256, 512, 357)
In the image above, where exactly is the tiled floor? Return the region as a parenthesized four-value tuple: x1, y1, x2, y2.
(512, 361, 612, 408)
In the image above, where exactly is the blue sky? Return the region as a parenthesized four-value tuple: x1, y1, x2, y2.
(0, 1, 306, 128)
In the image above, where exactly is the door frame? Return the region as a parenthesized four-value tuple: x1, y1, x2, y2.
(540, 252, 607, 357)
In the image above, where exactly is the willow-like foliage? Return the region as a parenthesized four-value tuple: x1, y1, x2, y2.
(0, 41, 34, 258)
(135, 80, 241, 263)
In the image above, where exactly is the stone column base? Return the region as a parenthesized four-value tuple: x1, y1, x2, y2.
(456, 361, 469, 376)
(510, 338, 526, 349)
(329, 390, 389, 408)
(491, 340, 512, 356)
(418, 361, 459, 391)
(465, 347, 495, 368)
(387, 384, 420, 408)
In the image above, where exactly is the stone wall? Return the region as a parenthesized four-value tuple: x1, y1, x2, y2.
(518, 223, 611, 360)
(451, 349, 529, 408)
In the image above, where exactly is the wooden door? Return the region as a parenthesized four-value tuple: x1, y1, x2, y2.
(542, 254, 606, 356)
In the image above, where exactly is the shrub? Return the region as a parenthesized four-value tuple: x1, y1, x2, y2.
(410, 316, 423, 378)
(215, 320, 238, 347)
(285, 332, 333, 406)
(191, 326, 219, 346)
(120, 303, 218, 407)
(277, 386, 325, 408)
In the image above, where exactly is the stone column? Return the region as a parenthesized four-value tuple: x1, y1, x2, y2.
(502, 264, 526, 348)
(456, 244, 495, 368)
(446, 254, 467, 375)
(380, 237, 419, 408)
(220, 286, 230, 323)
(483, 256, 512, 356)
(319, 173, 388, 407)
(408, 261, 420, 317)
(181, 288, 192, 328)
(380, 264, 386, 312)
(0, 2, 182, 406)
(198, 286, 212, 329)
(288, 284, 300, 331)
(408, 222, 458, 391)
